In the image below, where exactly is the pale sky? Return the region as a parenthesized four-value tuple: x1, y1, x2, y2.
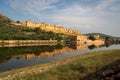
(0, 0, 120, 37)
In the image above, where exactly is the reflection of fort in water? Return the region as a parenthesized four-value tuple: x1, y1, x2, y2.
(13, 43, 104, 60)
(13, 47, 75, 60)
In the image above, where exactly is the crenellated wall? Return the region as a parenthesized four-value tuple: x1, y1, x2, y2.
(13, 20, 79, 35)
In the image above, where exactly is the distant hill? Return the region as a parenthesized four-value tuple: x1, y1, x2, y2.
(86, 33, 120, 39)
(0, 14, 65, 40)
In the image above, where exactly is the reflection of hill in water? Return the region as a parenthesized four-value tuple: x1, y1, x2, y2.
(0, 45, 63, 63)
(70, 42, 105, 50)
(13, 47, 75, 60)
(0, 43, 106, 64)
(13, 43, 105, 60)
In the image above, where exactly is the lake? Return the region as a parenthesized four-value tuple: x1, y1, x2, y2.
(0, 43, 120, 72)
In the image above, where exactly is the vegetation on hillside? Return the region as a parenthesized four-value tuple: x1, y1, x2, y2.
(0, 14, 66, 40)
(86, 33, 120, 40)
(88, 35, 95, 41)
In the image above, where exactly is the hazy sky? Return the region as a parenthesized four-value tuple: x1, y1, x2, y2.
(0, 0, 120, 37)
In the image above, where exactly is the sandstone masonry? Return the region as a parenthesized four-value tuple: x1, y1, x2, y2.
(13, 20, 79, 36)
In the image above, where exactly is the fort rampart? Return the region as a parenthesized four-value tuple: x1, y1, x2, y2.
(13, 20, 79, 36)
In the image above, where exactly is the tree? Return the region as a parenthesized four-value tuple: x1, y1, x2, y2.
(16, 21, 20, 23)
(89, 35, 95, 41)
(34, 27, 40, 34)
(105, 36, 110, 41)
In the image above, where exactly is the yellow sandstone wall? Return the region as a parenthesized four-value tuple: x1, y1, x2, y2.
(14, 20, 79, 36)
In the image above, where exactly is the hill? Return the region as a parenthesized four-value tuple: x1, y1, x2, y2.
(86, 33, 120, 40)
(0, 14, 65, 40)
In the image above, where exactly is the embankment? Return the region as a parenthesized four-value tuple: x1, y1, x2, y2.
(0, 40, 58, 47)
(0, 49, 120, 80)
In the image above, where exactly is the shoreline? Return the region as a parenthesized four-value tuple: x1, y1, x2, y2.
(0, 49, 120, 80)
(0, 40, 59, 47)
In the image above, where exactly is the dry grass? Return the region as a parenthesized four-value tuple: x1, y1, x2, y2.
(0, 49, 120, 80)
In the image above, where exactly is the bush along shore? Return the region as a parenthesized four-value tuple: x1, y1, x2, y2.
(0, 49, 120, 80)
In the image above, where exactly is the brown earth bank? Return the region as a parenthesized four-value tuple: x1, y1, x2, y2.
(82, 59, 120, 80)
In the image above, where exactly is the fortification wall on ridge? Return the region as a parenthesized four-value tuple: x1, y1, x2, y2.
(17, 20, 79, 35)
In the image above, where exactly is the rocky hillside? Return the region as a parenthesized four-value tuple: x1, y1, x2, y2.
(0, 14, 65, 40)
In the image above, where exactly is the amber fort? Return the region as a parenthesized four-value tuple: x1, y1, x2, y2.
(13, 20, 79, 36)
(12, 20, 105, 45)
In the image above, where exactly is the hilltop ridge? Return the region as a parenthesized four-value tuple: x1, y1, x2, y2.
(0, 14, 66, 40)
(86, 33, 120, 39)
(13, 20, 79, 36)
(0, 14, 12, 21)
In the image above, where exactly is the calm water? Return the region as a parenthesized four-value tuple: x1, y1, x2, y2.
(0, 43, 120, 72)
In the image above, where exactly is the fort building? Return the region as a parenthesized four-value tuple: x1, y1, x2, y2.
(69, 34, 88, 45)
(13, 20, 79, 36)
(12, 20, 105, 44)
(93, 34, 100, 40)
